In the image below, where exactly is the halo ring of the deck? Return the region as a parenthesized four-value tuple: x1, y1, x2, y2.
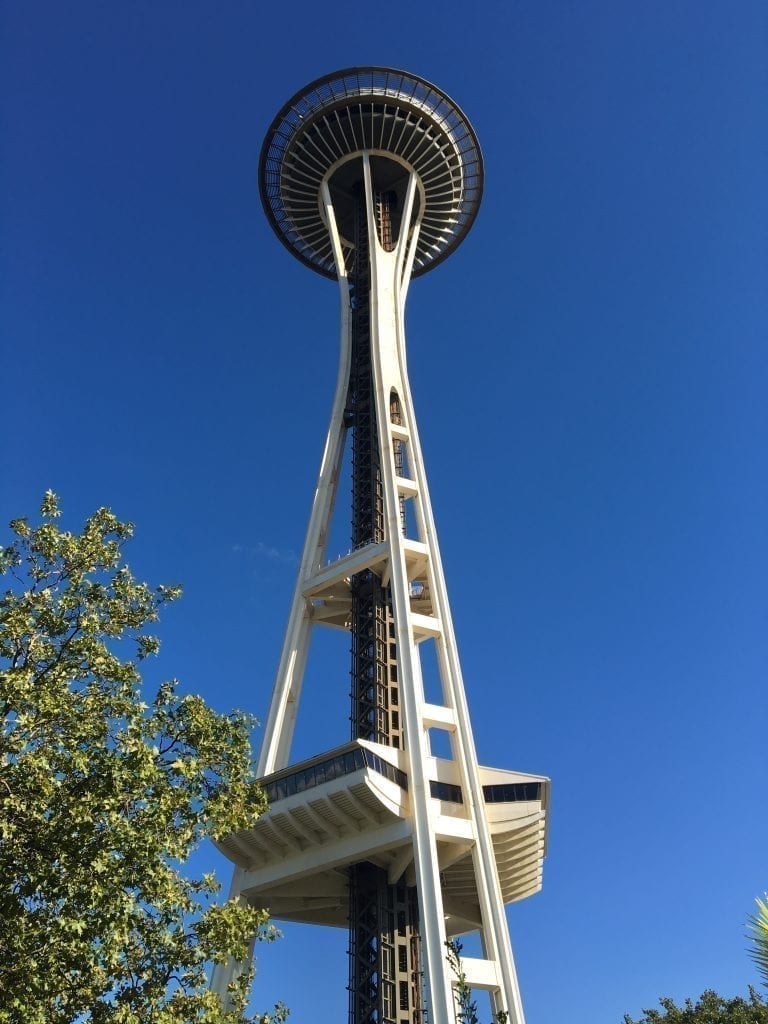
(259, 67, 484, 279)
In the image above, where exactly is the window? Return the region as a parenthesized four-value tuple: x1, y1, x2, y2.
(483, 782, 541, 803)
(430, 780, 463, 803)
(262, 744, 409, 803)
(399, 981, 409, 1010)
(398, 945, 408, 973)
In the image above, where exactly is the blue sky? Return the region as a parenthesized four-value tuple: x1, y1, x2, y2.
(2, 2, 767, 1021)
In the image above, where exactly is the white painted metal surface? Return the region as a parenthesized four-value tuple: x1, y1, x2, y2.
(214, 138, 547, 1023)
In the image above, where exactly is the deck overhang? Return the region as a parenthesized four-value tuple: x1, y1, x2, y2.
(216, 740, 548, 935)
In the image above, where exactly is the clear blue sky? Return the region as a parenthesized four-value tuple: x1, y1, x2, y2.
(2, 2, 767, 1021)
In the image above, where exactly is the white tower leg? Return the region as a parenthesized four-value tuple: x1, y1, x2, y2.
(256, 184, 353, 778)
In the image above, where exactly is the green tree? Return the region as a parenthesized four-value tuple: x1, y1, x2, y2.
(445, 939, 508, 1024)
(623, 989, 768, 1024)
(0, 493, 284, 1024)
(748, 897, 768, 989)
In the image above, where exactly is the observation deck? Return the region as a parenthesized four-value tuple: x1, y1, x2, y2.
(258, 66, 483, 279)
(216, 740, 548, 937)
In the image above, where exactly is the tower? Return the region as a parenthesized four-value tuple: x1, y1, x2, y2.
(213, 68, 549, 1023)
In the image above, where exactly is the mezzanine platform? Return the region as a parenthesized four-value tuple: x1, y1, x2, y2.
(216, 739, 548, 937)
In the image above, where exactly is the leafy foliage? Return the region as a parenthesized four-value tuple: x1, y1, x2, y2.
(748, 897, 768, 989)
(446, 938, 508, 1024)
(623, 988, 768, 1024)
(0, 494, 285, 1023)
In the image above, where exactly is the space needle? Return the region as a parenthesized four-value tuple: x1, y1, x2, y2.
(213, 67, 549, 1024)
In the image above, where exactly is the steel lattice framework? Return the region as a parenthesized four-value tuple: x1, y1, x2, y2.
(213, 67, 549, 1024)
(347, 178, 419, 1021)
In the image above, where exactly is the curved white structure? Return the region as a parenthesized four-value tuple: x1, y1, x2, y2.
(214, 68, 549, 1024)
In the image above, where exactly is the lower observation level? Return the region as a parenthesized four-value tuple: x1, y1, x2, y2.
(217, 741, 548, 932)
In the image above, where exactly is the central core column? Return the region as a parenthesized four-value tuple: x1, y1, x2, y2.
(347, 182, 424, 1024)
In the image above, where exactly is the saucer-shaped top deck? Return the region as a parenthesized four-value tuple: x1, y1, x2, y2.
(259, 67, 483, 279)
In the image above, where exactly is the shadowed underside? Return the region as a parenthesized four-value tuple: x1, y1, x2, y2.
(259, 66, 483, 279)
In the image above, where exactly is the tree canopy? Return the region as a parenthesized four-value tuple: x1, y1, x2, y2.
(623, 988, 768, 1024)
(748, 897, 768, 989)
(0, 493, 283, 1023)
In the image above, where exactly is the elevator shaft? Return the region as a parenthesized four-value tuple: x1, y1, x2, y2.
(348, 186, 423, 1024)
